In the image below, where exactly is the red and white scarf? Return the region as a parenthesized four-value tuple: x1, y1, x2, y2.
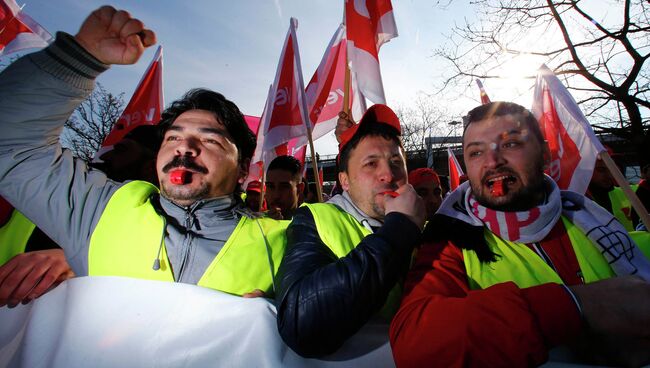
(438, 175, 650, 280)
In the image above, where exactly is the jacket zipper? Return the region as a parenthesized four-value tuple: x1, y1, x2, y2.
(177, 209, 195, 282)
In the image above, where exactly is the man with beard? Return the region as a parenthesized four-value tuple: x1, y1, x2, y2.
(390, 102, 650, 367)
(0, 6, 287, 300)
(275, 104, 425, 357)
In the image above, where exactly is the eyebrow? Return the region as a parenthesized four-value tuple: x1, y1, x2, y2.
(465, 129, 523, 148)
(167, 125, 229, 136)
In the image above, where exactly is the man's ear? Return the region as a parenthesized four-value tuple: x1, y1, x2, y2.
(238, 158, 251, 184)
(338, 171, 350, 191)
(296, 181, 305, 195)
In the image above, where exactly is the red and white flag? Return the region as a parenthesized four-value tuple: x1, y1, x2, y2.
(345, 0, 397, 104)
(242, 114, 263, 185)
(246, 85, 309, 187)
(0, 0, 52, 56)
(531, 64, 604, 194)
(448, 148, 464, 191)
(476, 79, 491, 104)
(102, 46, 164, 147)
(260, 18, 311, 153)
(300, 23, 365, 147)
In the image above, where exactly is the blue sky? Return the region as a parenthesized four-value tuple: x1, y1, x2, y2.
(13, 1, 486, 155)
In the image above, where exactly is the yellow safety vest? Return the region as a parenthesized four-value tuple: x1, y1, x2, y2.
(302, 202, 403, 318)
(463, 216, 615, 290)
(609, 185, 638, 232)
(0, 210, 36, 265)
(88, 181, 289, 296)
(630, 231, 650, 260)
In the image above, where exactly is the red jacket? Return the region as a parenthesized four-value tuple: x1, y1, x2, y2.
(389, 220, 584, 367)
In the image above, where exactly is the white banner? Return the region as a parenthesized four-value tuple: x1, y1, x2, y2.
(0, 276, 394, 368)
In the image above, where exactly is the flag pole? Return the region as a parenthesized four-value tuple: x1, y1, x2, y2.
(290, 17, 323, 203)
(307, 134, 323, 203)
(259, 165, 266, 212)
(599, 151, 650, 230)
(343, 60, 351, 116)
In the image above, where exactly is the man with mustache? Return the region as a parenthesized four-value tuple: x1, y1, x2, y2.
(275, 104, 426, 357)
(390, 102, 650, 367)
(0, 6, 287, 301)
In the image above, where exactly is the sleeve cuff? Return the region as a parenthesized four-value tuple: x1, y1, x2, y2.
(29, 32, 109, 91)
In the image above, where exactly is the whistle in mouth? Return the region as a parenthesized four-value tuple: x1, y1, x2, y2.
(380, 190, 400, 198)
(491, 179, 505, 197)
(170, 169, 191, 185)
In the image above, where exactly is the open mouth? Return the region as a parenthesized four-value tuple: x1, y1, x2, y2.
(485, 175, 516, 188)
(485, 175, 517, 197)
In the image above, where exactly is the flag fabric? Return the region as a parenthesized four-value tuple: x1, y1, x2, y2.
(102, 46, 164, 147)
(345, 0, 397, 104)
(476, 79, 491, 104)
(0, 0, 53, 56)
(531, 64, 604, 194)
(244, 115, 261, 135)
(260, 18, 311, 153)
(301, 23, 365, 148)
(448, 148, 464, 191)
(245, 86, 273, 188)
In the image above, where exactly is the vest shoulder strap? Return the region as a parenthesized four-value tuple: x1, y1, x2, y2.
(302, 203, 371, 258)
(88, 181, 171, 280)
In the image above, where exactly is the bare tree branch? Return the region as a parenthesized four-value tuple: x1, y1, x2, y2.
(60, 83, 125, 163)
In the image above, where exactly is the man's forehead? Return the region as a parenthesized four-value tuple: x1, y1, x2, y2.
(354, 135, 404, 156)
(464, 115, 528, 142)
(266, 169, 299, 183)
(171, 109, 225, 129)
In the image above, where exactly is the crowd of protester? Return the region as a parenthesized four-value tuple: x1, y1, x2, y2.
(1, 6, 649, 368)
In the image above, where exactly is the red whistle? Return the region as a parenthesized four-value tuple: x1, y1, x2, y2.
(380, 190, 400, 198)
(491, 179, 505, 197)
(170, 169, 191, 185)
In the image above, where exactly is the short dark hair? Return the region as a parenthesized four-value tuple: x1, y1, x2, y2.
(464, 101, 545, 146)
(158, 88, 256, 163)
(267, 155, 303, 181)
(337, 123, 402, 173)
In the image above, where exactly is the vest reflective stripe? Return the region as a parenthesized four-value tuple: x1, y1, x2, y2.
(0, 210, 36, 265)
(609, 185, 637, 232)
(463, 216, 615, 290)
(89, 181, 289, 296)
(303, 202, 401, 318)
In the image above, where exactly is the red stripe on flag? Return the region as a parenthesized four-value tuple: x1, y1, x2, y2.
(102, 46, 164, 147)
(448, 148, 464, 191)
(0, 0, 52, 56)
(531, 65, 604, 194)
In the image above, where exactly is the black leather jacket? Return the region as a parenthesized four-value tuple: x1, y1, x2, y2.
(274, 206, 421, 357)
